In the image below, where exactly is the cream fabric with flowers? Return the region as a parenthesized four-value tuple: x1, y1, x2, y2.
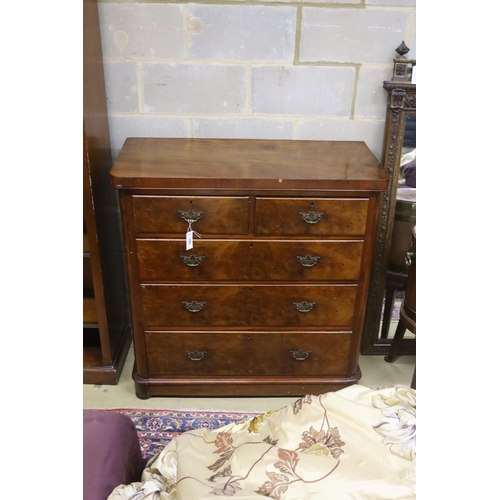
(108, 385, 416, 499)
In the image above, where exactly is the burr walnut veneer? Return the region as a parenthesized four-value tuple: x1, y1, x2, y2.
(111, 138, 388, 398)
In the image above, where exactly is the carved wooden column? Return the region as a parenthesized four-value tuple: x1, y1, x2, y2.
(361, 42, 416, 355)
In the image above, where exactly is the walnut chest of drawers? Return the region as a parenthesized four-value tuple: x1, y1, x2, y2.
(110, 138, 388, 398)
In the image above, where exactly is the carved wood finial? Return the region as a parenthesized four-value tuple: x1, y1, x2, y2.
(390, 41, 414, 83)
(395, 41, 410, 57)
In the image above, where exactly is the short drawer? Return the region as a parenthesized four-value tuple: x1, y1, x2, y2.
(145, 331, 352, 377)
(141, 284, 357, 328)
(132, 195, 250, 235)
(136, 239, 363, 282)
(255, 197, 369, 236)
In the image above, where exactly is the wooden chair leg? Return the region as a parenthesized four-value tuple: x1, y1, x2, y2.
(384, 319, 406, 363)
(411, 366, 416, 389)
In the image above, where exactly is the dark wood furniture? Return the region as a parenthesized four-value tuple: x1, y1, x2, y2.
(379, 188, 416, 339)
(362, 42, 416, 355)
(83, 0, 132, 384)
(111, 138, 389, 398)
(385, 227, 416, 389)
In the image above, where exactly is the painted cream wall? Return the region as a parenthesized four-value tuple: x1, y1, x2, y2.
(97, 0, 416, 161)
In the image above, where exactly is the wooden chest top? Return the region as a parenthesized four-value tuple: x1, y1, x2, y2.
(110, 138, 388, 191)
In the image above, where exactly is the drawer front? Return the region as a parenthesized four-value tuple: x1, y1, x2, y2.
(132, 196, 250, 235)
(255, 197, 369, 236)
(136, 239, 363, 282)
(145, 331, 352, 377)
(141, 284, 357, 328)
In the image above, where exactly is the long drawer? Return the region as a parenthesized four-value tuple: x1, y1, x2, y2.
(136, 239, 363, 282)
(145, 331, 352, 377)
(255, 197, 369, 236)
(141, 284, 357, 328)
(132, 195, 250, 235)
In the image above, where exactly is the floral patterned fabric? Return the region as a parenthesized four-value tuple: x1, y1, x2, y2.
(108, 385, 416, 499)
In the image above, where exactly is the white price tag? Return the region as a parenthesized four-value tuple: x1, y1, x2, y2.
(186, 230, 193, 250)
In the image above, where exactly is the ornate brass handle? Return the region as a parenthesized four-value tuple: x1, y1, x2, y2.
(183, 300, 206, 313)
(299, 211, 324, 224)
(179, 209, 204, 223)
(293, 301, 316, 313)
(296, 255, 321, 267)
(186, 350, 207, 361)
(405, 251, 414, 267)
(180, 255, 205, 267)
(290, 350, 311, 361)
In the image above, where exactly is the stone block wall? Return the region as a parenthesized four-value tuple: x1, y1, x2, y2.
(98, 0, 416, 161)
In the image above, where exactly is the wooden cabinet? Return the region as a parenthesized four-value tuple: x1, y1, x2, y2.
(111, 138, 388, 397)
(83, 0, 132, 384)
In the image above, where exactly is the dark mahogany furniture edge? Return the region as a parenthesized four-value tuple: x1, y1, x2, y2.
(83, 0, 132, 384)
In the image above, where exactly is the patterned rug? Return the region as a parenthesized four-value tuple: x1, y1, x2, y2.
(382, 290, 404, 322)
(89, 408, 260, 460)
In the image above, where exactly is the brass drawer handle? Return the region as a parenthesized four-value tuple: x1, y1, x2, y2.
(299, 211, 324, 224)
(183, 300, 206, 313)
(186, 350, 207, 361)
(405, 251, 414, 267)
(293, 301, 316, 313)
(181, 254, 205, 267)
(296, 255, 321, 267)
(179, 209, 204, 223)
(290, 350, 311, 361)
